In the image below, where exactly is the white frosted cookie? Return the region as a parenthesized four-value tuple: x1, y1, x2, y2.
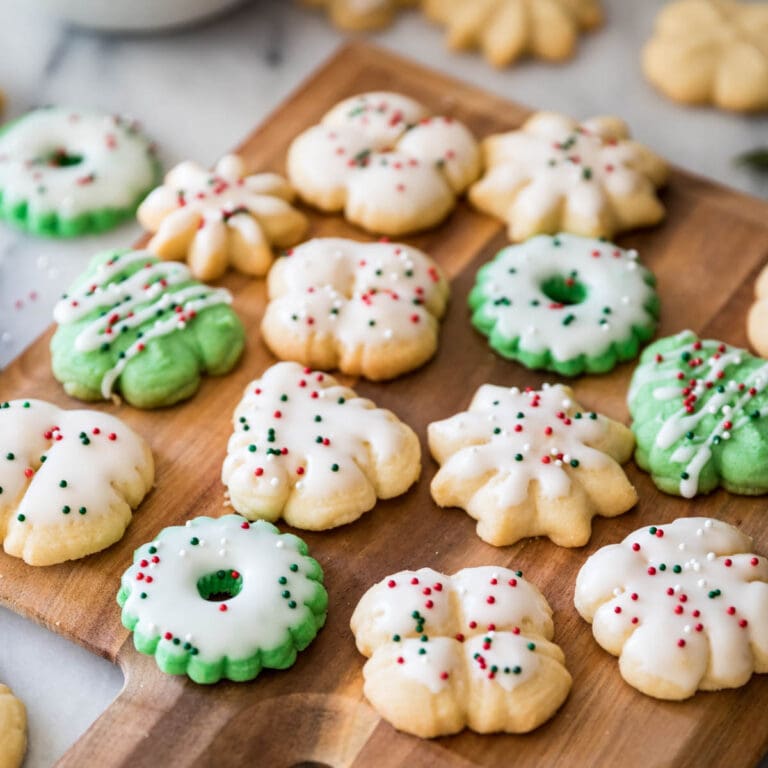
(748, 263, 768, 357)
(351, 565, 572, 738)
(0, 399, 154, 565)
(422, 0, 603, 67)
(0, 684, 26, 768)
(643, 0, 768, 113)
(137, 154, 308, 281)
(575, 517, 768, 700)
(287, 92, 481, 235)
(222, 362, 421, 530)
(428, 383, 636, 547)
(469, 111, 668, 242)
(262, 237, 450, 380)
(303, 0, 416, 30)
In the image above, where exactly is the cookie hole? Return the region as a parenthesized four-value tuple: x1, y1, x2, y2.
(540, 274, 587, 306)
(45, 148, 84, 167)
(196, 569, 243, 602)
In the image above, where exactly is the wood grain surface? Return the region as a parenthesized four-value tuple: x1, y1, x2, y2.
(2, 42, 768, 768)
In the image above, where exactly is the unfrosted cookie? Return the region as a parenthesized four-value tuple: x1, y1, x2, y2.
(0, 399, 153, 566)
(575, 517, 768, 700)
(351, 565, 572, 737)
(137, 154, 308, 281)
(629, 330, 768, 498)
(422, 0, 603, 67)
(0, 106, 159, 237)
(262, 238, 450, 380)
(51, 249, 245, 409)
(643, 0, 768, 113)
(429, 383, 636, 547)
(0, 684, 26, 768)
(118, 515, 328, 684)
(222, 361, 421, 530)
(303, 0, 416, 29)
(469, 111, 668, 242)
(469, 234, 659, 376)
(747, 263, 768, 357)
(287, 92, 481, 235)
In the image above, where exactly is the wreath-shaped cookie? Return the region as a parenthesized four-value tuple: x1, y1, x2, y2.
(575, 517, 768, 699)
(469, 111, 668, 241)
(351, 565, 572, 737)
(428, 383, 637, 547)
(51, 249, 245, 409)
(287, 91, 481, 235)
(137, 154, 308, 281)
(0, 399, 153, 565)
(643, 0, 768, 113)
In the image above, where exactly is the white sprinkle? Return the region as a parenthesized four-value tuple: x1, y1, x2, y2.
(678, 542, 686, 551)
(613, 587, 622, 596)
(220, 538, 228, 545)
(707, 552, 715, 561)
(179, 549, 186, 557)
(683, 625, 691, 634)
(621, 296, 630, 304)
(185, 633, 193, 642)
(383, 329, 393, 339)
(697, 579, 707, 588)
(696, 528, 703, 536)
(705, 520, 713, 528)
(276, 540, 285, 549)
(296, 481, 304, 490)
(270, 477, 280, 487)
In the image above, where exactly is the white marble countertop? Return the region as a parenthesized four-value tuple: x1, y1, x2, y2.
(0, 1, 767, 765)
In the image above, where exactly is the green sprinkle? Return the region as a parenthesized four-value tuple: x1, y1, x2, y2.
(278, 576, 287, 585)
(337, 397, 345, 405)
(515, 570, 523, 577)
(190, 537, 199, 546)
(570, 459, 580, 468)
(282, 590, 291, 599)
(288, 600, 297, 609)
(17, 514, 25, 522)
(173, 638, 180, 645)
(649, 527, 657, 535)
(280, 394, 288, 402)
(513, 666, 522, 674)
(708, 589, 721, 599)
(40, 456, 47, 463)
(248, 445, 257, 453)
(331, 464, 339, 472)
(6, 453, 14, 461)
(140, 592, 147, 599)
(22, 402, 30, 408)
(59, 480, 68, 488)
(673, 565, 682, 573)
(314, 415, 322, 422)
(78, 507, 87, 515)
(289, 563, 299, 572)
(149, 546, 157, 555)
(685, 431, 694, 440)
(62, 506, 70, 514)
(393, 634, 401, 642)
(418, 648, 426, 655)
(493, 427, 501, 434)
(527, 642, 536, 651)
(681, 472, 690, 480)
(515, 454, 523, 461)
(562, 314, 575, 326)
(659, 564, 667, 571)
(589, 412, 597, 420)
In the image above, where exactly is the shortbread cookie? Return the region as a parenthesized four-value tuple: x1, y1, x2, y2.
(429, 383, 636, 547)
(118, 515, 328, 684)
(51, 249, 245, 409)
(351, 565, 572, 737)
(0, 399, 153, 565)
(0, 684, 26, 768)
(469, 111, 668, 242)
(643, 0, 768, 113)
(422, 0, 603, 67)
(262, 238, 450, 380)
(303, 0, 416, 30)
(137, 154, 308, 281)
(629, 330, 768, 498)
(0, 106, 159, 236)
(287, 92, 481, 235)
(747, 263, 768, 357)
(469, 234, 659, 376)
(575, 517, 768, 700)
(222, 362, 421, 529)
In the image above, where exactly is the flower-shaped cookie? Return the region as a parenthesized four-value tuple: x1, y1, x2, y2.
(0, 684, 26, 768)
(262, 238, 450, 380)
(469, 111, 668, 241)
(428, 383, 637, 547)
(51, 249, 245, 409)
(0, 399, 154, 566)
(222, 362, 421, 530)
(629, 331, 768, 498)
(422, 0, 603, 67)
(747, 263, 768, 357)
(351, 565, 572, 737)
(303, 0, 416, 30)
(643, 0, 768, 112)
(137, 154, 308, 281)
(287, 91, 481, 235)
(575, 517, 768, 700)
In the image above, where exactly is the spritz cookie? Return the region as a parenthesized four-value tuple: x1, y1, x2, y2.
(262, 238, 449, 380)
(0, 399, 153, 566)
(747, 262, 768, 357)
(469, 234, 659, 376)
(469, 111, 668, 241)
(0, 106, 159, 236)
(287, 91, 481, 235)
(422, 0, 603, 67)
(351, 565, 572, 737)
(118, 515, 328, 684)
(303, 0, 416, 30)
(51, 249, 245, 409)
(0, 684, 26, 768)
(222, 362, 421, 530)
(137, 154, 308, 281)
(428, 383, 636, 547)
(629, 330, 768, 498)
(575, 517, 768, 699)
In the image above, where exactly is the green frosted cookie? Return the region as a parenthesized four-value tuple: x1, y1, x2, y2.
(117, 515, 328, 684)
(629, 330, 768, 498)
(0, 106, 160, 237)
(469, 234, 659, 376)
(51, 249, 245, 409)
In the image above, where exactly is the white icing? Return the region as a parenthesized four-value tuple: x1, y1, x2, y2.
(575, 517, 768, 696)
(0, 107, 156, 217)
(120, 515, 325, 663)
(472, 234, 656, 362)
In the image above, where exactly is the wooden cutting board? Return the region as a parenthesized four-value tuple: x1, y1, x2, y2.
(2, 42, 768, 768)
